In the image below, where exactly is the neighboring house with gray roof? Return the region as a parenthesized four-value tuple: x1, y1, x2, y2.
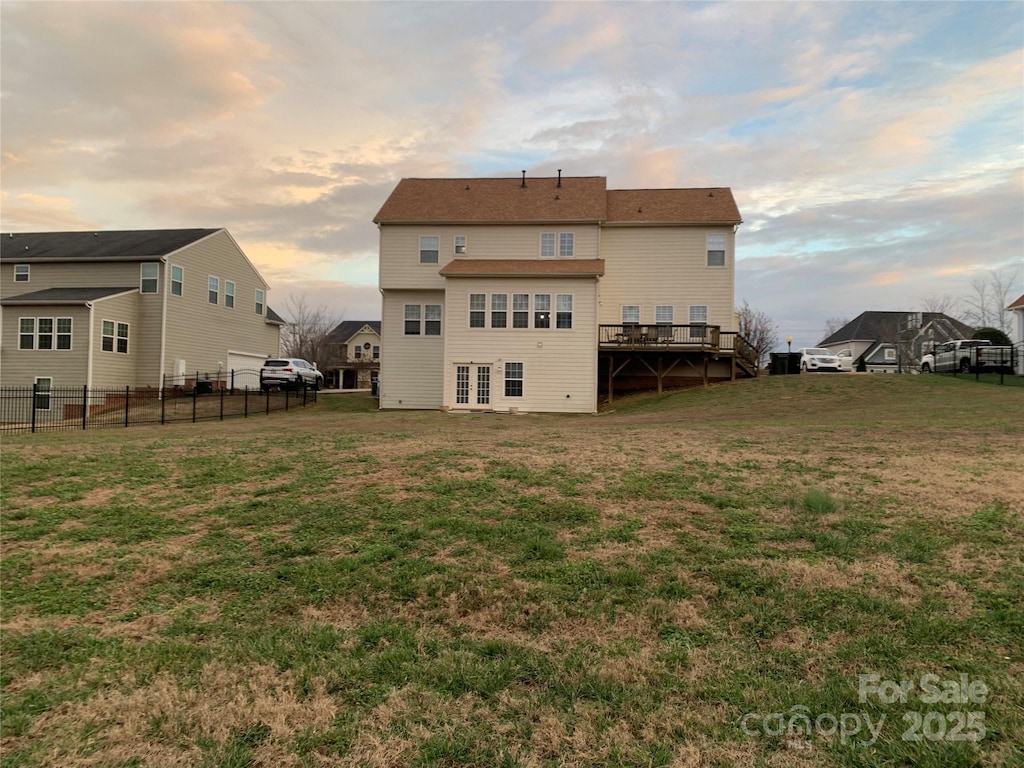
(325, 320, 381, 389)
(1, 229, 283, 393)
(819, 311, 974, 373)
(375, 174, 753, 413)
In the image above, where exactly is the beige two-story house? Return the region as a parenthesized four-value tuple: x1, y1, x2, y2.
(1, 229, 283, 391)
(375, 174, 752, 414)
(325, 320, 381, 389)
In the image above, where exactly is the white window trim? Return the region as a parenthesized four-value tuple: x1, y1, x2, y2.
(404, 304, 422, 335)
(534, 294, 551, 330)
(689, 305, 709, 324)
(171, 265, 184, 297)
(225, 280, 236, 309)
(454, 235, 467, 255)
(34, 376, 52, 411)
(558, 232, 575, 258)
(555, 293, 574, 330)
(540, 232, 556, 259)
(621, 305, 641, 324)
(255, 288, 265, 315)
(655, 305, 674, 324)
(140, 262, 159, 294)
(490, 293, 508, 329)
(18, 317, 35, 350)
(424, 303, 443, 336)
(504, 361, 525, 398)
(419, 235, 440, 264)
(706, 234, 727, 267)
(469, 293, 486, 328)
(14, 264, 30, 283)
(55, 317, 73, 351)
(208, 276, 220, 305)
(116, 321, 129, 354)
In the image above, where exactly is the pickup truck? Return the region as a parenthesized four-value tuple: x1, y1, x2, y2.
(920, 339, 1015, 374)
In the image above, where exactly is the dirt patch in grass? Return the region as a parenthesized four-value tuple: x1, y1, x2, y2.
(8, 662, 337, 768)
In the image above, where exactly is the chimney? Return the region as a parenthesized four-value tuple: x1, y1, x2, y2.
(521, 170, 526, 188)
(557, 169, 562, 188)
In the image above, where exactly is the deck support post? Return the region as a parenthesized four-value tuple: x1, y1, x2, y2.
(607, 354, 614, 406)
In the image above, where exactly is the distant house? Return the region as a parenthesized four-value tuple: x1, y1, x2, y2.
(1, 229, 284, 392)
(325, 321, 381, 389)
(1009, 295, 1024, 375)
(819, 311, 974, 373)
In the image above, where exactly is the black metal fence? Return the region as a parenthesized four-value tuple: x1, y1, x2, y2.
(0, 369, 317, 434)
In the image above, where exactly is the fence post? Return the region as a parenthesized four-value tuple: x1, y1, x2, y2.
(125, 385, 131, 428)
(82, 385, 88, 430)
(192, 382, 198, 423)
(265, 388, 270, 415)
(161, 375, 166, 425)
(231, 369, 235, 394)
(244, 387, 248, 418)
(285, 386, 290, 411)
(220, 382, 225, 420)
(31, 382, 38, 433)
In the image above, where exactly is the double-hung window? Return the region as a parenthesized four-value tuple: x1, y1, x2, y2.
(56, 318, 72, 349)
(34, 377, 52, 411)
(19, 318, 35, 349)
(141, 263, 159, 293)
(208, 276, 219, 305)
(689, 305, 708, 339)
(504, 362, 524, 398)
(469, 294, 486, 328)
(225, 281, 236, 308)
(14, 264, 29, 282)
(116, 322, 129, 353)
(425, 304, 442, 335)
(707, 234, 726, 267)
(101, 320, 128, 353)
(540, 233, 556, 258)
(420, 236, 439, 264)
(622, 305, 640, 325)
(534, 294, 551, 328)
(171, 265, 183, 296)
(655, 305, 674, 339)
(512, 294, 529, 328)
(559, 232, 574, 257)
(372, 345, 380, 359)
(37, 319, 54, 350)
(255, 289, 265, 315)
(556, 294, 573, 329)
(404, 304, 421, 335)
(491, 294, 507, 328)
(454, 235, 467, 255)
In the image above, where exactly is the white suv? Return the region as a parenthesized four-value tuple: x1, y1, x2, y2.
(797, 347, 841, 372)
(260, 358, 324, 391)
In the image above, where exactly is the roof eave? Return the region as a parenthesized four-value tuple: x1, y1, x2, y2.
(375, 218, 605, 226)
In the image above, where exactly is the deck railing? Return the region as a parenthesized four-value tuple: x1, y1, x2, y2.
(598, 324, 721, 349)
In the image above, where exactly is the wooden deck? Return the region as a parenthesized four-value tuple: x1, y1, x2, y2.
(599, 324, 760, 402)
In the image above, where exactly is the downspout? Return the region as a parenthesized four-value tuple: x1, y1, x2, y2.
(158, 256, 168, 389)
(86, 302, 94, 390)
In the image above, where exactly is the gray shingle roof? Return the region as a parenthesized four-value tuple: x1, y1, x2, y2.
(328, 320, 381, 343)
(820, 311, 974, 346)
(1, 287, 135, 305)
(265, 306, 286, 325)
(0, 229, 219, 261)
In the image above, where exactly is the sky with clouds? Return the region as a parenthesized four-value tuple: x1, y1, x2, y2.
(2, 0, 1022, 348)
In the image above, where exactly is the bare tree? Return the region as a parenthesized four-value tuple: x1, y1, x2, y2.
(823, 316, 850, 339)
(920, 293, 960, 316)
(736, 300, 779, 368)
(961, 268, 1017, 334)
(280, 294, 345, 369)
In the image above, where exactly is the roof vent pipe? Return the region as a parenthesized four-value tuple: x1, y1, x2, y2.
(521, 170, 526, 188)
(557, 169, 562, 187)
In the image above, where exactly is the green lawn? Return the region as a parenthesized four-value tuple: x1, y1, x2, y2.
(2, 375, 1022, 767)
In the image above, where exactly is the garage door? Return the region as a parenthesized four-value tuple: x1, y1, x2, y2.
(227, 351, 268, 390)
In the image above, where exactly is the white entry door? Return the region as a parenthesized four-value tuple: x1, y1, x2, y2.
(454, 364, 491, 407)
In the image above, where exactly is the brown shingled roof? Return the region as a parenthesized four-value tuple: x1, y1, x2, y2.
(439, 259, 605, 277)
(374, 177, 608, 223)
(606, 188, 741, 224)
(1008, 294, 1024, 310)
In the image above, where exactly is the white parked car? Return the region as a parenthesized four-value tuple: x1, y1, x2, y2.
(260, 358, 324, 391)
(797, 347, 842, 373)
(835, 348, 854, 372)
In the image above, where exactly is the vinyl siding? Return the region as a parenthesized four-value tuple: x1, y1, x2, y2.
(162, 231, 280, 382)
(379, 225, 601, 291)
(91, 293, 141, 387)
(597, 227, 736, 332)
(0, 305, 92, 386)
(379, 289, 444, 408)
(344, 329, 381, 363)
(1, 261, 143, 300)
(443, 277, 599, 413)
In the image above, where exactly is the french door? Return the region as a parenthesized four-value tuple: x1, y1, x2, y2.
(454, 364, 491, 406)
